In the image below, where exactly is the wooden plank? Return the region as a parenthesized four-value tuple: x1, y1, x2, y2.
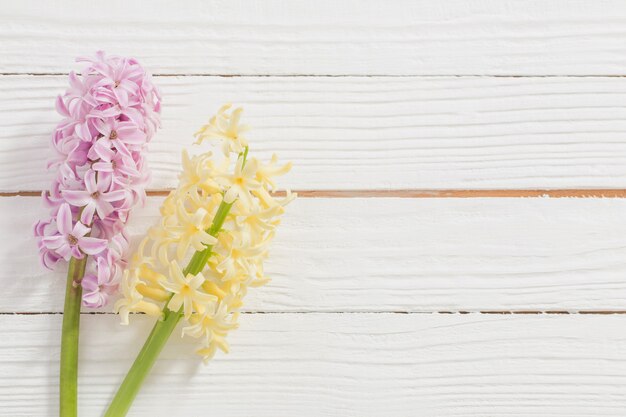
(3, 75, 626, 191)
(3, 313, 626, 416)
(11, 196, 626, 313)
(4, 0, 626, 75)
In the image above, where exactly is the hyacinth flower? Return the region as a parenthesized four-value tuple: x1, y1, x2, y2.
(33, 51, 161, 417)
(103, 105, 294, 417)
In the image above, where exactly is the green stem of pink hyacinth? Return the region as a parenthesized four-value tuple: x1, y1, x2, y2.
(60, 256, 88, 417)
(103, 199, 233, 417)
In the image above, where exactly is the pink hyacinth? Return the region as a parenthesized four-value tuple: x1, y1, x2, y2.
(34, 51, 161, 308)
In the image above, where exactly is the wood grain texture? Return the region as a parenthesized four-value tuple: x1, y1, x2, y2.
(9, 196, 626, 313)
(3, 313, 626, 416)
(4, 0, 626, 75)
(4, 75, 626, 191)
(4, 1, 626, 415)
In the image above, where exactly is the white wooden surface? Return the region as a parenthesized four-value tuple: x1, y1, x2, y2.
(2, 0, 626, 416)
(4, 0, 626, 76)
(4, 314, 626, 417)
(3, 76, 626, 191)
(6, 196, 626, 313)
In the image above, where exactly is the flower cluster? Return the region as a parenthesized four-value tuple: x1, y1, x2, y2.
(34, 51, 161, 308)
(116, 104, 294, 362)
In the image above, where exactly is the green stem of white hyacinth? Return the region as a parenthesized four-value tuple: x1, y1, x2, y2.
(103, 199, 233, 417)
(60, 255, 88, 417)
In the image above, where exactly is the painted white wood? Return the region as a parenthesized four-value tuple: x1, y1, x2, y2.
(11, 196, 626, 313)
(3, 313, 626, 416)
(3, 1, 626, 415)
(4, 75, 626, 191)
(3, 0, 626, 75)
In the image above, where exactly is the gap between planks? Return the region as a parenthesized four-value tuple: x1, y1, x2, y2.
(6, 73, 626, 78)
(3, 311, 626, 315)
(2, 189, 626, 198)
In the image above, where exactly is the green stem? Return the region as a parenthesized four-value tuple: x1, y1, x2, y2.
(60, 256, 87, 417)
(104, 199, 234, 417)
(102, 308, 181, 417)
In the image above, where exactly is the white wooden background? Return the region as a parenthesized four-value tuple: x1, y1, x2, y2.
(2, 1, 626, 416)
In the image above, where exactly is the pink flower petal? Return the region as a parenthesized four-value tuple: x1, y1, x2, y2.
(72, 221, 91, 238)
(62, 190, 91, 207)
(92, 161, 113, 173)
(42, 235, 65, 250)
(81, 274, 100, 292)
(80, 203, 96, 225)
(95, 199, 114, 219)
(56, 203, 73, 235)
(84, 170, 98, 194)
(97, 172, 113, 192)
(93, 118, 111, 137)
(82, 290, 106, 308)
(57, 244, 74, 261)
(102, 189, 126, 203)
(55, 96, 70, 117)
(91, 139, 116, 161)
(78, 237, 107, 255)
